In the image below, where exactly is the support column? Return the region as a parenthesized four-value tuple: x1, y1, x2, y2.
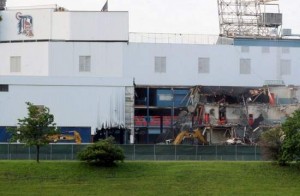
(125, 86, 135, 144)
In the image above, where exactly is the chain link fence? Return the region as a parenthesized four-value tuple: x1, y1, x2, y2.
(0, 143, 261, 161)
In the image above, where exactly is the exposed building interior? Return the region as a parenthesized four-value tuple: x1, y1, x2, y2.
(134, 85, 300, 145)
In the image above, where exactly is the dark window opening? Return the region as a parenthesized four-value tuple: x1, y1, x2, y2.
(149, 89, 157, 106)
(135, 88, 147, 105)
(93, 128, 126, 144)
(134, 88, 157, 106)
(206, 95, 240, 104)
(218, 106, 227, 125)
(0, 85, 9, 92)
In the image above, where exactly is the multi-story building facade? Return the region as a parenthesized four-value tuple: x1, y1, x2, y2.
(0, 5, 299, 144)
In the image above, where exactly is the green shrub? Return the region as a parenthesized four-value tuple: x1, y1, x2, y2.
(259, 127, 284, 162)
(78, 137, 125, 167)
(259, 110, 300, 166)
(281, 110, 300, 165)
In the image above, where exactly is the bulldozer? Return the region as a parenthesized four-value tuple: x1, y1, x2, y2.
(48, 131, 82, 144)
(173, 127, 208, 145)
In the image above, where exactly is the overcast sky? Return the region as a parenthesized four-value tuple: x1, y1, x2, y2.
(7, 0, 300, 34)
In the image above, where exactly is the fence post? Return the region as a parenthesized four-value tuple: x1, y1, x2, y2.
(133, 144, 135, 160)
(255, 144, 257, 161)
(153, 144, 156, 161)
(235, 145, 238, 161)
(71, 144, 74, 160)
(175, 145, 177, 160)
(50, 144, 52, 160)
(215, 145, 218, 160)
(7, 143, 9, 160)
(195, 145, 198, 160)
(29, 146, 31, 160)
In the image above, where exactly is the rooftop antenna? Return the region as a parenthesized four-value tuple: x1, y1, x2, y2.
(101, 0, 108, 12)
(217, 0, 282, 38)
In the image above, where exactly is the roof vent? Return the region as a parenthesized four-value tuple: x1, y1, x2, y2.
(264, 80, 285, 86)
(282, 29, 292, 36)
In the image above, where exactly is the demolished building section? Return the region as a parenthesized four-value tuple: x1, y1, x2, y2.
(134, 85, 300, 145)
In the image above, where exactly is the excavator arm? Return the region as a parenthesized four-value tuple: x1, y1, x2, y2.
(193, 128, 209, 145)
(173, 131, 189, 144)
(173, 128, 208, 145)
(48, 131, 82, 144)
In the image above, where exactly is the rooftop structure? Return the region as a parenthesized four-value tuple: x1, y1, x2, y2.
(217, 0, 282, 38)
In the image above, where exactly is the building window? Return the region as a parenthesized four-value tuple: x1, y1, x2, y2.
(0, 85, 9, 92)
(262, 47, 270, 53)
(282, 47, 290, 54)
(79, 56, 91, 72)
(155, 56, 166, 73)
(241, 46, 249, 53)
(10, 56, 21, 73)
(240, 59, 251, 74)
(280, 59, 291, 75)
(198, 58, 210, 73)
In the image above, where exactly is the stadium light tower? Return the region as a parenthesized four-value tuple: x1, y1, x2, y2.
(217, 0, 282, 38)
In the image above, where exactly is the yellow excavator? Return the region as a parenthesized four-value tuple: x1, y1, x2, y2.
(48, 131, 82, 144)
(173, 127, 208, 145)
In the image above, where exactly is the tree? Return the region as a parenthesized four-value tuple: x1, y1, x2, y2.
(259, 127, 284, 161)
(78, 137, 125, 167)
(8, 102, 58, 163)
(280, 110, 300, 165)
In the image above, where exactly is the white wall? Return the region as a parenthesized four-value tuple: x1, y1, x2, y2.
(0, 42, 49, 76)
(0, 77, 133, 133)
(0, 9, 129, 41)
(62, 12, 129, 41)
(0, 42, 125, 77)
(51, 11, 69, 40)
(48, 42, 125, 77)
(0, 9, 52, 41)
(124, 43, 300, 86)
(281, 47, 300, 85)
(51, 11, 129, 41)
(0, 41, 299, 85)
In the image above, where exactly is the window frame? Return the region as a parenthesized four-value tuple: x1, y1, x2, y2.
(154, 56, 166, 73)
(262, 47, 270, 53)
(280, 59, 291, 76)
(79, 56, 91, 72)
(240, 58, 251, 74)
(281, 47, 290, 54)
(241, 46, 249, 53)
(198, 57, 210, 74)
(10, 56, 21, 73)
(0, 85, 9, 92)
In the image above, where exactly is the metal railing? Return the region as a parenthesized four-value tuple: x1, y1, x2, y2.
(0, 143, 261, 161)
(129, 32, 234, 45)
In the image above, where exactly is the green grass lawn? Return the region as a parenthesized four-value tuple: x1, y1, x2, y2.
(0, 161, 299, 196)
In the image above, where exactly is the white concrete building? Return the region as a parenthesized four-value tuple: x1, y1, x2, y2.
(0, 6, 133, 143)
(0, 4, 299, 144)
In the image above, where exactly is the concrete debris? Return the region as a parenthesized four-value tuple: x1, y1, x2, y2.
(172, 85, 300, 145)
